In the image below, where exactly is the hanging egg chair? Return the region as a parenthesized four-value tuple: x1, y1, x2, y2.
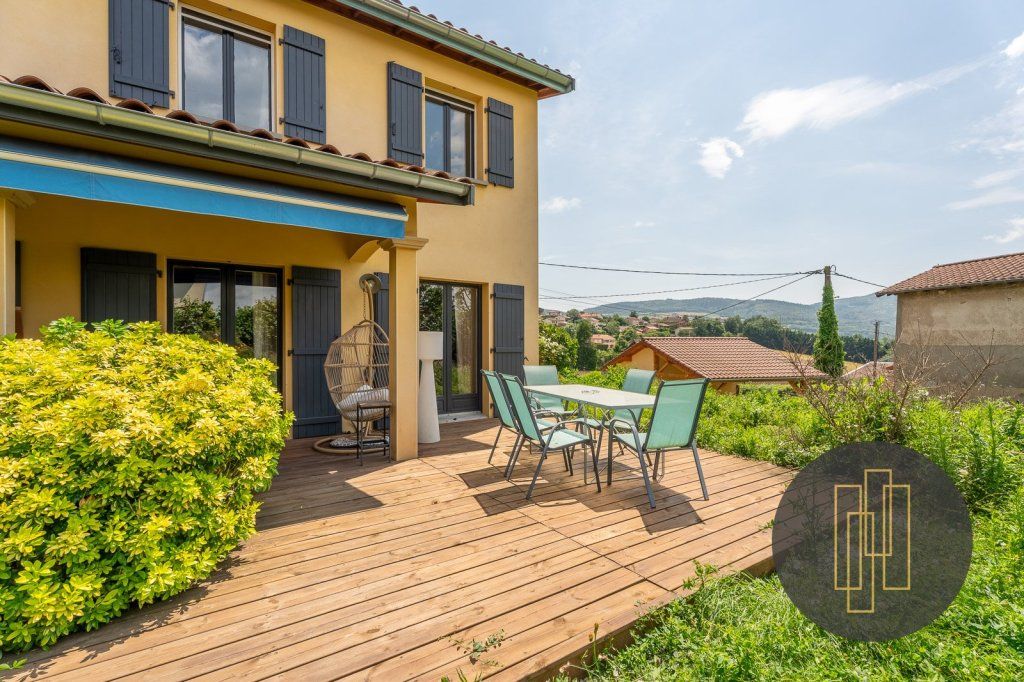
(313, 273, 390, 455)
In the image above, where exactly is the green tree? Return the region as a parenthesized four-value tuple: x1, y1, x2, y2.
(575, 319, 599, 370)
(614, 326, 640, 352)
(539, 321, 578, 371)
(813, 267, 845, 377)
(691, 316, 726, 337)
(566, 308, 582, 322)
(724, 315, 743, 334)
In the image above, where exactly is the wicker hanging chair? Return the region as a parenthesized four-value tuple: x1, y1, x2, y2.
(313, 274, 390, 455)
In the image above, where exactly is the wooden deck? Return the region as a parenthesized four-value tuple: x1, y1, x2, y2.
(14, 419, 793, 681)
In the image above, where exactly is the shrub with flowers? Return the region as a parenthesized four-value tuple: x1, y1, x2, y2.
(0, 319, 291, 651)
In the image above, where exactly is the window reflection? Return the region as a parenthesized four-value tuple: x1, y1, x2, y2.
(182, 22, 224, 122)
(424, 93, 473, 176)
(233, 39, 271, 130)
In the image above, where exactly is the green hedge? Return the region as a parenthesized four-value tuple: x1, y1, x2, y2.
(0, 319, 292, 651)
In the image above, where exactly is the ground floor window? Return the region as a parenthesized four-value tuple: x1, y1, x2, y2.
(168, 260, 282, 385)
(419, 281, 481, 414)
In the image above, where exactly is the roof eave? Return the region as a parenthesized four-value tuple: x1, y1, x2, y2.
(0, 82, 474, 205)
(317, 0, 575, 97)
(877, 277, 1024, 296)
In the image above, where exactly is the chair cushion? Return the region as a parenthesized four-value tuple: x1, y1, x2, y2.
(613, 429, 647, 452)
(544, 428, 591, 450)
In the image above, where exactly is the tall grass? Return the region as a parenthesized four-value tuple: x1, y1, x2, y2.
(574, 491, 1024, 680)
(559, 375, 1023, 679)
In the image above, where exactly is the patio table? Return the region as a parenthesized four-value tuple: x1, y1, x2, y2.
(525, 384, 655, 487)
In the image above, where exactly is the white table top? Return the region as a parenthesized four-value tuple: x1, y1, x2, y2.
(525, 384, 655, 411)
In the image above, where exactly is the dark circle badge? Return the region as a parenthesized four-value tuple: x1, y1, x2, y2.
(772, 442, 971, 641)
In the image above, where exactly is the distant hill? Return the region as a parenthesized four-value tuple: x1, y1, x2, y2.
(584, 294, 896, 338)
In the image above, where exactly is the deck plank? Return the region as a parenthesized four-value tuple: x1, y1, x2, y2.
(15, 418, 792, 681)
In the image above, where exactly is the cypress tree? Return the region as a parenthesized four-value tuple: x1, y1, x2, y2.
(814, 265, 845, 377)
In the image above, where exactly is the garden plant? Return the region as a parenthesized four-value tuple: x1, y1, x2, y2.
(0, 319, 292, 653)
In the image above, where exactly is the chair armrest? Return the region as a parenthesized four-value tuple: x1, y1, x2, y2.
(608, 418, 644, 452)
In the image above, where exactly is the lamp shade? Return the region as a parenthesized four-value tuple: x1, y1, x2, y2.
(418, 331, 444, 360)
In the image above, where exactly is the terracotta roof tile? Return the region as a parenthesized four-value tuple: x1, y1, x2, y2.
(613, 336, 827, 381)
(378, 0, 568, 77)
(2, 75, 477, 185)
(116, 98, 154, 114)
(878, 251, 1024, 295)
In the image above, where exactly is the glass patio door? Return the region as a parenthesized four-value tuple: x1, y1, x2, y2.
(169, 260, 282, 385)
(419, 281, 481, 414)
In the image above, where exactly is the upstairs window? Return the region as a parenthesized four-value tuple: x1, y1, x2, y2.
(181, 9, 272, 131)
(425, 92, 474, 177)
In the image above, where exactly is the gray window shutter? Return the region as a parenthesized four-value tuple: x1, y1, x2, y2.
(81, 248, 158, 324)
(108, 0, 172, 107)
(290, 266, 341, 438)
(492, 284, 525, 379)
(387, 63, 423, 165)
(486, 98, 514, 187)
(282, 26, 326, 143)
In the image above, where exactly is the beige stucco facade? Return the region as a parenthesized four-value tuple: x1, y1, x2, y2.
(893, 284, 1024, 398)
(0, 0, 558, 457)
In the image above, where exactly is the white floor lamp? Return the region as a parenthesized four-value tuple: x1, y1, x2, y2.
(418, 331, 443, 444)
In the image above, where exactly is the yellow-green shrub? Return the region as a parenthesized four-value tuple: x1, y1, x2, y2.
(0, 319, 292, 651)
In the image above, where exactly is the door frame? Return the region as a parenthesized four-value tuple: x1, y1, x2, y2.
(420, 280, 482, 414)
(166, 258, 284, 386)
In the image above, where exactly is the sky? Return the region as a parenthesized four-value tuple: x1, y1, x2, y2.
(422, 0, 1024, 310)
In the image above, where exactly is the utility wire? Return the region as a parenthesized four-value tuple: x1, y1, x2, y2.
(540, 262, 818, 277)
(540, 273, 798, 300)
(833, 271, 887, 288)
(690, 272, 819, 320)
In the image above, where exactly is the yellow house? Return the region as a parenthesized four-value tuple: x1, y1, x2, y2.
(0, 0, 573, 459)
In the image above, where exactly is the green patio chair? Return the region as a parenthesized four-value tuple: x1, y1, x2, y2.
(481, 370, 557, 478)
(609, 378, 710, 509)
(499, 372, 601, 499)
(522, 364, 577, 420)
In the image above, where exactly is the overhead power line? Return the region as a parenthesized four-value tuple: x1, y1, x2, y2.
(831, 270, 888, 286)
(539, 262, 818, 277)
(540, 273, 797, 300)
(690, 273, 819, 320)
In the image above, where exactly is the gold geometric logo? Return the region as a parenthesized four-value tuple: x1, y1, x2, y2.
(834, 469, 911, 614)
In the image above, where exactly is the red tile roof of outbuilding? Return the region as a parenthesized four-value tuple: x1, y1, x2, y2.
(607, 337, 827, 382)
(878, 251, 1024, 295)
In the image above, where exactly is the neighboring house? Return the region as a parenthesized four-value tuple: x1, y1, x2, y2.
(604, 336, 826, 394)
(878, 251, 1024, 398)
(0, 0, 573, 458)
(590, 333, 615, 349)
(843, 361, 894, 381)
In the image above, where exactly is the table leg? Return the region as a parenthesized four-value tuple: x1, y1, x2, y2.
(607, 412, 614, 487)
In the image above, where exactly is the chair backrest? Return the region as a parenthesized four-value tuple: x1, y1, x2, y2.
(645, 379, 709, 450)
(481, 370, 516, 430)
(522, 364, 563, 410)
(622, 368, 656, 395)
(523, 365, 559, 386)
(499, 373, 543, 442)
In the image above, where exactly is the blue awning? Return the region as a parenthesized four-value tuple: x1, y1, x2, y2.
(0, 136, 406, 238)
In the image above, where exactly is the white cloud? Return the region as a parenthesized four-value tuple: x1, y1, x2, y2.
(739, 64, 976, 142)
(947, 186, 1024, 210)
(540, 196, 582, 213)
(985, 217, 1024, 243)
(698, 137, 745, 178)
(1004, 31, 1024, 59)
(972, 168, 1024, 188)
